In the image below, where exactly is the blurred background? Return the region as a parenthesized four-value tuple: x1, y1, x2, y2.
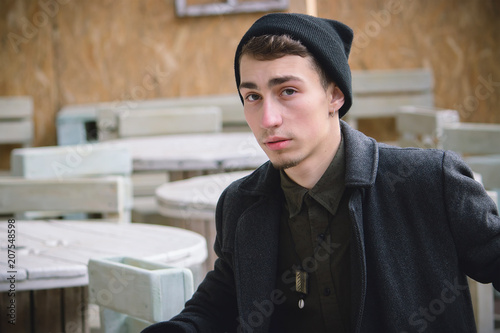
(1, 0, 499, 166)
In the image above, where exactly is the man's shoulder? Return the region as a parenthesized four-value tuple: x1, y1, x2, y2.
(377, 143, 448, 162)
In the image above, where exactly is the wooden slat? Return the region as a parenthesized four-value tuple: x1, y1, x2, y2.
(0, 289, 32, 333)
(82, 286, 91, 333)
(442, 123, 500, 155)
(0, 96, 33, 119)
(0, 177, 127, 214)
(348, 93, 434, 118)
(396, 106, 460, 135)
(118, 106, 222, 138)
(33, 288, 64, 333)
(11, 143, 132, 179)
(63, 286, 87, 333)
(0, 122, 33, 144)
(351, 69, 434, 94)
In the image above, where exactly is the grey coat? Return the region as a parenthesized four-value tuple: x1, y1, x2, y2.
(143, 121, 500, 333)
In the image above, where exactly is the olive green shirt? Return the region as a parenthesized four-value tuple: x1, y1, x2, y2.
(273, 137, 351, 332)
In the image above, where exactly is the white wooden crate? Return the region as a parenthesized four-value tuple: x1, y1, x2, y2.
(88, 257, 194, 332)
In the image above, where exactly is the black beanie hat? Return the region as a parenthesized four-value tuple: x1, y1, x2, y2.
(234, 13, 354, 118)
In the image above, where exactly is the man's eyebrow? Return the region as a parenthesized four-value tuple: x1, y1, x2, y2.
(239, 75, 303, 91)
(268, 75, 303, 88)
(239, 81, 258, 90)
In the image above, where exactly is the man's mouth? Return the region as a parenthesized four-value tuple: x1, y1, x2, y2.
(264, 137, 291, 151)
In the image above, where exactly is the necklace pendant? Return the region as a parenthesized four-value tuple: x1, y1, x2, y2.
(295, 268, 308, 309)
(295, 269, 309, 294)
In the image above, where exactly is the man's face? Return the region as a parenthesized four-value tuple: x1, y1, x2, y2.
(239, 54, 344, 172)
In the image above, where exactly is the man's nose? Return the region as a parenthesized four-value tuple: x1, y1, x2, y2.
(261, 98, 283, 129)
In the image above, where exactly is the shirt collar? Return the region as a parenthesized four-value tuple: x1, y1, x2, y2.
(280, 135, 346, 218)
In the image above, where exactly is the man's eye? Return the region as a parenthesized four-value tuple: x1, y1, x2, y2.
(246, 94, 260, 101)
(282, 89, 296, 96)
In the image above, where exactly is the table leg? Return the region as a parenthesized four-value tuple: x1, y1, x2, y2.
(0, 286, 89, 333)
(0, 290, 32, 333)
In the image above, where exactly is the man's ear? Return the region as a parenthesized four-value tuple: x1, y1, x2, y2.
(328, 84, 345, 115)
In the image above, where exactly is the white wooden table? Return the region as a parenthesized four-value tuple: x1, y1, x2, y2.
(155, 171, 252, 271)
(107, 132, 267, 179)
(0, 220, 207, 333)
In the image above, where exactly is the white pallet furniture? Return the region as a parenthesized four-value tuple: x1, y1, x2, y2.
(396, 106, 460, 148)
(109, 132, 266, 175)
(441, 122, 500, 194)
(115, 131, 266, 224)
(346, 69, 434, 129)
(88, 257, 194, 333)
(0, 176, 131, 223)
(0, 96, 34, 147)
(11, 143, 132, 179)
(56, 103, 103, 145)
(97, 106, 223, 141)
(56, 94, 246, 145)
(10, 143, 133, 222)
(441, 122, 500, 156)
(0, 221, 207, 333)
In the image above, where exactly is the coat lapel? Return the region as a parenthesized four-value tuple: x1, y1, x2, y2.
(233, 163, 283, 332)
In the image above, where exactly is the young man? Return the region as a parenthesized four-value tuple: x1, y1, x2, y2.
(143, 13, 500, 333)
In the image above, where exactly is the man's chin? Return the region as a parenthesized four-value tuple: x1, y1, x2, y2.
(270, 158, 301, 171)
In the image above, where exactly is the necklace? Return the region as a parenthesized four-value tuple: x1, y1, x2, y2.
(285, 193, 336, 310)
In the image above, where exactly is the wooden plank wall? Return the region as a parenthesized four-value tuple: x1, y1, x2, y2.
(0, 0, 499, 168)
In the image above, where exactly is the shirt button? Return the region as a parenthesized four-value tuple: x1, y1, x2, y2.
(323, 287, 331, 296)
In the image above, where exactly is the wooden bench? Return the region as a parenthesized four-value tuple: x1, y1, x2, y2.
(56, 94, 246, 145)
(0, 96, 34, 147)
(0, 176, 131, 223)
(88, 257, 194, 332)
(396, 105, 460, 148)
(11, 143, 132, 179)
(56, 103, 104, 145)
(97, 106, 222, 141)
(441, 122, 500, 156)
(10, 143, 133, 222)
(346, 69, 434, 129)
(441, 122, 500, 194)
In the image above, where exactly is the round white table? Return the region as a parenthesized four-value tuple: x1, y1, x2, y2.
(0, 220, 207, 333)
(108, 132, 267, 179)
(155, 171, 252, 270)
